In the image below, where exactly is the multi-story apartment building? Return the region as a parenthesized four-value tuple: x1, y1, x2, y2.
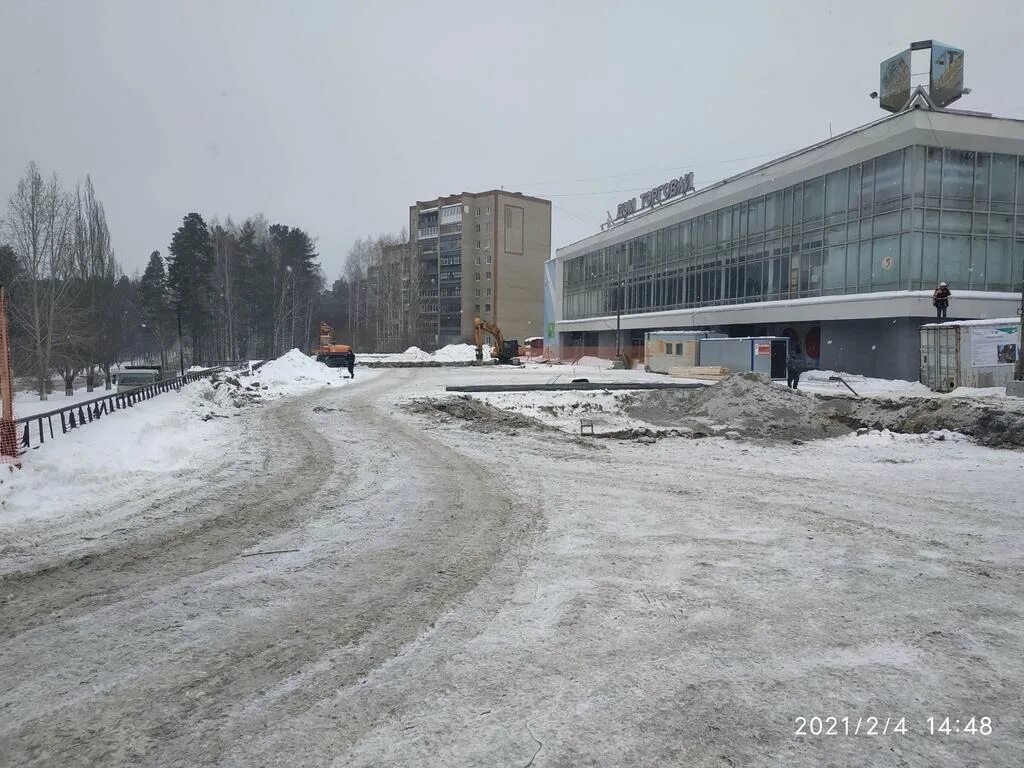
(409, 190, 552, 348)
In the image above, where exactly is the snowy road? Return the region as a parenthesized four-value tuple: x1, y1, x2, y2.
(1, 367, 1022, 767)
(0, 370, 537, 766)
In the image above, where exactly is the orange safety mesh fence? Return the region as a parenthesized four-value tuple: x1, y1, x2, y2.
(0, 287, 20, 468)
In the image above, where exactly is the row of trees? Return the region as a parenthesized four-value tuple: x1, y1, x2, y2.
(1, 162, 328, 402)
(2, 163, 127, 398)
(320, 232, 419, 353)
(138, 214, 323, 369)
(1, 161, 445, 406)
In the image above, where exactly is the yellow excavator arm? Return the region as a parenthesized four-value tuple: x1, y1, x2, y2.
(474, 316, 521, 364)
(473, 316, 504, 361)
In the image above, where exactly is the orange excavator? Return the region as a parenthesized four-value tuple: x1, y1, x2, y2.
(312, 322, 353, 367)
(473, 316, 520, 364)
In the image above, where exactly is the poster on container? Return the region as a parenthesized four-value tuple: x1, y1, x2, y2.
(970, 325, 1019, 367)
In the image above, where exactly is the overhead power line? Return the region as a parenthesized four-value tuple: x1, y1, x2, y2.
(506, 147, 800, 190)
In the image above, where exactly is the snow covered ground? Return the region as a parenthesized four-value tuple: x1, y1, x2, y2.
(1, 386, 241, 529)
(1, 363, 1021, 766)
(1, 350, 364, 535)
(13, 387, 109, 419)
(793, 368, 1018, 400)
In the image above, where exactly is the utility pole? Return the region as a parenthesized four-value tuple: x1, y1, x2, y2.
(1015, 278, 1024, 383)
(615, 280, 624, 358)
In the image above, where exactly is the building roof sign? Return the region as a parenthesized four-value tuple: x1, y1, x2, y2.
(877, 40, 966, 113)
(603, 172, 695, 230)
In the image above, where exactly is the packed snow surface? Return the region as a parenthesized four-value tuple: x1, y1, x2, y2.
(1, 388, 237, 526)
(1, 365, 1022, 766)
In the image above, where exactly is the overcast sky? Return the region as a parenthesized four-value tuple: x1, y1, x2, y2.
(3, 0, 1022, 280)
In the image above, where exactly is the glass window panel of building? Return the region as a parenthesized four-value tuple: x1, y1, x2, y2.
(562, 145, 1023, 319)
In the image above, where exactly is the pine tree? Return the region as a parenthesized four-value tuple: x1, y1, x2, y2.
(167, 213, 213, 363)
(139, 251, 171, 369)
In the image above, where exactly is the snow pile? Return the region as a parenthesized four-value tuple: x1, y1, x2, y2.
(256, 349, 344, 395)
(472, 390, 641, 434)
(626, 372, 845, 441)
(432, 343, 478, 362)
(186, 376, 264, 415)
(619, 372, 1024, 447)
(183, 351, 352, 415)
(838, 427, 972, 445)
(401, 346, 433, 362)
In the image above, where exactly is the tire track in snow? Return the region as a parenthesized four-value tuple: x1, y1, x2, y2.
(0, 369, 541, 767)
(0, 392, 333, 640)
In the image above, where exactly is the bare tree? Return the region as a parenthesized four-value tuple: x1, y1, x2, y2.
(210, 219, 240, 362)
(71, 176, 118, 390)
(4, 163, 76, 400)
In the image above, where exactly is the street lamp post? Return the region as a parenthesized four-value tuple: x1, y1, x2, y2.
(615, 280, 625, 358)
(176, 300, 185, 376)
(1015, 277, 1024, 383)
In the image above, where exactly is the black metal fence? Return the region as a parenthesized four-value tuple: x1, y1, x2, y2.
(201, 360, 249, 369)
(16, 368, 222, 451)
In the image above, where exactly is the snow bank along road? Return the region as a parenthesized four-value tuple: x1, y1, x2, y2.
(2, 366, 1023, 766)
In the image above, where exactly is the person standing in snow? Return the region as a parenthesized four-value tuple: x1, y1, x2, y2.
(345, 349, 356, 379)
(933, 282, 951, 320)
(786, 345, 802, 390)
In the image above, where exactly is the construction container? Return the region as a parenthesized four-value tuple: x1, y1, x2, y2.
(645, 330, 724, 374)
(919, 318, 1020, 392)
(697, 336, 789, 378)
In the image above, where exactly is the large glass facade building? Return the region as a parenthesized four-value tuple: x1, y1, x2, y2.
(551, 105, 1024, 380)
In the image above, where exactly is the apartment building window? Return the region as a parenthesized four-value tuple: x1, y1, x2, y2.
(474, 255, 481, 265)
(486, 254, 492, 264)
(475, 240, 481, 248)
(475, 288, 481, 297)
(476, 207, 481, 215)
(483, 240, 490, 250)
(475, 224, 480, 232)
(485, 207, 491, 215)
(485, 271, 492, 279)
(485, 303, 491, 312)
(474, 271, 480, 280)
(475, 304, 480, 312)
(486, 287, 492, 296)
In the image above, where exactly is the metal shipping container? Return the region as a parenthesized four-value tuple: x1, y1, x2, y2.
(920, 318, 1020, 392)
(644, 330, 724, 373)
(698, 336, 789, 378)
